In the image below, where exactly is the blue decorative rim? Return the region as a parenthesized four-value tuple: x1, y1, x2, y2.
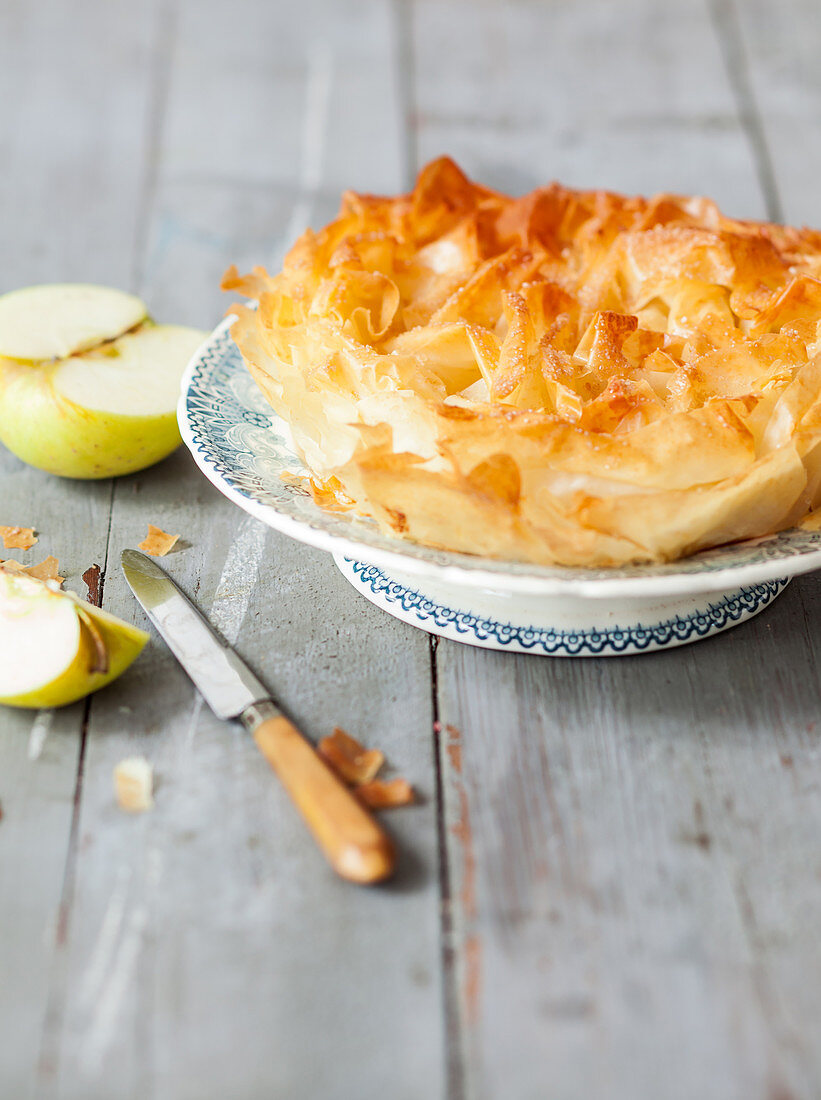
(344, 560, 789, 655)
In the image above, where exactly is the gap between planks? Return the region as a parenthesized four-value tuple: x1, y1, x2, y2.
(34, 0, 179, 1084)
(395, 4, 469, 1093)
(707, 0, 784, 222)
(431, 635, 468, 1100)
(37, 496, 113, 1081)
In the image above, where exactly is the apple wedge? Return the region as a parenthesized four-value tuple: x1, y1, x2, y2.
(0, 283, 147, 362)
(0, 292, 206, 478)
(0, 570, 149, 709)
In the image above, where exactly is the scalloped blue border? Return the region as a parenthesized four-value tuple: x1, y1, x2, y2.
(345, 560, 789, 655)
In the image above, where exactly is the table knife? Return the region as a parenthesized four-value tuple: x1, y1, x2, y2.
(121, 549, 395, 884)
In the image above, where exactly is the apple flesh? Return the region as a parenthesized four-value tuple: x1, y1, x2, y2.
(0, 570, 149, 708)
(0, 283, 206, 478)
(0, 322, 206, 477)
(0, 283, 147, 361)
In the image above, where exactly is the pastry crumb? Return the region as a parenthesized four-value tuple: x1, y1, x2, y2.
(24, 556, 64, 585)
(138, 524, 179, 556)
(114, 756, 154, 812)
(319, 727, 384, 784)
(0, 526, 37, 550)
(356, 778, 415, 809)
(0, 555, 64, 585)
(319, 727, 414, 809)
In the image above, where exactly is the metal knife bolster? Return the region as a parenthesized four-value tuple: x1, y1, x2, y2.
(121, 549, 280, 726)
(240, 698, 281, 733)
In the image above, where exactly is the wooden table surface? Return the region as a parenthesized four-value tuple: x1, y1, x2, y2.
(2, 1, 821, 1097)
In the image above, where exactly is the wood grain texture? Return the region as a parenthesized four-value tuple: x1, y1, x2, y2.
(17, 3, 444, 1099)
(437, 586, 821, 1100)
(416, 0, 821, 1097)
(0, 462, 114, 1097)
(411, 0, 765, 217)
(0, 2, 162, 1094)
(50, 475, 443, 1100)
(729, 0, 821, 227)
(2, 0, 821, 1098)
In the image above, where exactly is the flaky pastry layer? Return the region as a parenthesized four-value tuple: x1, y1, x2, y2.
(224, 157, 821, 566)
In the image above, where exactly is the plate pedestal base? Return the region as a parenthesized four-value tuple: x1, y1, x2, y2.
(335, 556, 790, 657)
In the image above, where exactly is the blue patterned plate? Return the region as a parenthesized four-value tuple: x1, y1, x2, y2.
(333, 558, 790, 656)
(178, 320, 821, 653)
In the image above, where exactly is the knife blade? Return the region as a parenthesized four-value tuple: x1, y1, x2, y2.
(121, 549, 395, 884)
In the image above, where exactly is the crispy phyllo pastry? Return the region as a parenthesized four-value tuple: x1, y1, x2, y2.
(0, 555, 64, 585)
(0, 526, 37, 550)
(319, 727, 414, 808)
(319, 727, 384, 785)
(225, 158, 821, 566)
(355, 778, 415, 810)
(138, 524, 179, 557)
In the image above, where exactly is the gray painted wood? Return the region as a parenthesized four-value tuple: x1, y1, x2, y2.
(416, 0, 821, 1098)
(0, 471, 112, 1099)
(0, 2, 162, 1094)
(18, 3, 444, 1099)
(53, 498, 442, 1100)
(411, 0, 765, 217)
(730, 0, 821, 227)
(436, 587, 821, 1100)
(2, 0, 821, 1098)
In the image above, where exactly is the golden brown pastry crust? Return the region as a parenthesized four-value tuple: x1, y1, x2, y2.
(224, 157, 821, 566)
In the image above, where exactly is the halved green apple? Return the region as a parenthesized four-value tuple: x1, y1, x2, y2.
(0, 570, 149, 709)
(0, 284, 206, 478)
(0, 284, 147, 361)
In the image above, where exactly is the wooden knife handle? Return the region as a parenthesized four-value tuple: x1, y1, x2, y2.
(244, 706, 396, 885)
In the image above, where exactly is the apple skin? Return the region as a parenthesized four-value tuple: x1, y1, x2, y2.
(0, 581, 149, 709)
(0, 357, 183, 479)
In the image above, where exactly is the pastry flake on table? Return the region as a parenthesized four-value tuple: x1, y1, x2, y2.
(138, 524, 180, 557)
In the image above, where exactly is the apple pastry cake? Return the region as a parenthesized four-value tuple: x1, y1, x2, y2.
(224, 158, 821, 566)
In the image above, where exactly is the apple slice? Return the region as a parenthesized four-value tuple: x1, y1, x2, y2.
(0, 570, 149, 709)
(0, 283, 147, 361)
(0, 322, 206, 478)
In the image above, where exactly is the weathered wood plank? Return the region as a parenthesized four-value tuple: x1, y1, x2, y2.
(0, 469, 114, 1097)
(0, 0, 161, 290)
(413, 0, 821, 1096)
(719, 0, 821, 228)
(707, 0, 784, 222)
(5, 0, 819, 1096)
(412, 0, 764, 217)
(0, 2, 162, 1095)
(55, 485, 442, 1100)
(141, 0, 408, 326)
(438, 581, 821, 1100)
(33, 3, 445, 1098)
